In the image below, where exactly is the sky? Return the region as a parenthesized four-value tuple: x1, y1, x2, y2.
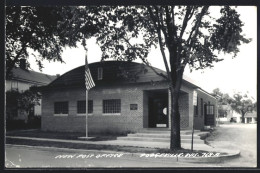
(28, 6, 257, 100)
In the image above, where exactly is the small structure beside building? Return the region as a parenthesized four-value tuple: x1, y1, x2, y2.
(244, 111, 257, 124)
(39, 61, 217, 134)
(231, 111, 242, 123)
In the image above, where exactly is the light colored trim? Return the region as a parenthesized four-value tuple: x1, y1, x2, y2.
(77, 113, 93, 116)
(102, 113, 121, 116)
(156, 124, 167, 127)
(196, 88, 216, 99)
(54, 114, 68, 116)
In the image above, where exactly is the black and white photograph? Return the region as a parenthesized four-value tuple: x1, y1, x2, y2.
(4, 2, 257, 169)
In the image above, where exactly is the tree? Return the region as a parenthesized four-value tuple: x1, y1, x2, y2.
(253, 102, 257, 112)
(212, 88, 256, 123)
(17, 90, 41, 121)
(212, 88, 233, 105)
(6, 90, 19, 120)
(6, 89, 40, 122)
(231, 92, 255, 123)
(5, 6, 104, 77)
(212, 88, 234, 121)
(94, 6, 251, 149)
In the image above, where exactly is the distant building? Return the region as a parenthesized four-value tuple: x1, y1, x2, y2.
(217, 104, 242, 123)
(6, 59, 57, 121)
(232, 110, 242, 123)
(39, 61, 218, 134)
(218, 105, 233, 123)
(244, 111, 257, 124)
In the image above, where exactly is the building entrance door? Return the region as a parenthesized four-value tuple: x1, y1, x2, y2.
(204, 104, 215, 126)
(148, 97, 168, 128)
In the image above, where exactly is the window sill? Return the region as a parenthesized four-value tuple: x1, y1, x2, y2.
(54, 114, 68, 116)
(77, 113, 93, 116)
(102, 113, 121, 116)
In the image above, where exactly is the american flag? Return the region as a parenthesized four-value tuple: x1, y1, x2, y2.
(85, 53, 95, 90)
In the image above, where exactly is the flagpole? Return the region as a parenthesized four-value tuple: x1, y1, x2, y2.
(86, 89, 89, 137)
(85, 45, 89, 138)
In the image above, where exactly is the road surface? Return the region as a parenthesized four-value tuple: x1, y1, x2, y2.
(206, 123, 257, 167)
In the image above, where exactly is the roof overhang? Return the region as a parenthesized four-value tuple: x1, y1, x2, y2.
(196, 88, 217, 100)
(7, 77, 49, 86)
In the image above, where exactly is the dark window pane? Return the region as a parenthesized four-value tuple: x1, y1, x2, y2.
(103, 99, 121, 113)
(54, 102, 68, 114)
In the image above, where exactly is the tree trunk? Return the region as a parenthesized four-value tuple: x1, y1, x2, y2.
(170, 87, 181, 149)
(241, 111, 245, 123)
(169, 68, 184, 150)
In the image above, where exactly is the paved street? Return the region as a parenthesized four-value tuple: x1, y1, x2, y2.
(206, 123, 257, 167)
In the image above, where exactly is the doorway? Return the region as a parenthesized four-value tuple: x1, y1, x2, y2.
(148, 90, 168, 128)
(204, 104, 215, 126)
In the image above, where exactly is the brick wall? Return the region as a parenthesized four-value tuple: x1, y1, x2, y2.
(41, 81, 203, 134)
(143, 91, 149, 128)
(42, 84, 145, 134)
(193, 89, 217, 130)
(168, 90, 192, 129)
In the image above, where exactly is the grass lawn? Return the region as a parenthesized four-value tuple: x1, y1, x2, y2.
(6, 138, 219, 155)
(6, 129, 118, 141)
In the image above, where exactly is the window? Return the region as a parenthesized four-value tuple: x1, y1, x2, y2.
(54, 102, 68, 115)
(206, 105, 214, 115)
(219, 110, 227, 118)
(77, 100, 93, 114)
(200, 98, 203, 117)
(103, 99, 121, 114)
(98, 67, 103, 80)
(11, 81, 18, 91)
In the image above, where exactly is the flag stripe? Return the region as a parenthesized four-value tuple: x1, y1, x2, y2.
(85, 53, 95, 91)
(85, 69, 95, 90)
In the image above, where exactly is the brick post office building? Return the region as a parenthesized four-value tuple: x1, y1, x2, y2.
(40, 61, 217, 134)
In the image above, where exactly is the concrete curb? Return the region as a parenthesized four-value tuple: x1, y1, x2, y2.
(6, 136, 241, 163)
(177, 150, 240, 163)
(124, 149, 241, 163)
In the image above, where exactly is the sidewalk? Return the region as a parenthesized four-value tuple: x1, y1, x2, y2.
(6, 131, 240, 163)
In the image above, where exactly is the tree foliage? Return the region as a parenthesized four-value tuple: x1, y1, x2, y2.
(231, 92, 256, 122)
(17, 90, 41, 115)
(6, 90, 19, 120)
(5, 6, 104, 77)
(6, 89, 41, 120)
(212, 88, 256, 123)
(212, 88, 233, 105)
(96, 6, 250, 71)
